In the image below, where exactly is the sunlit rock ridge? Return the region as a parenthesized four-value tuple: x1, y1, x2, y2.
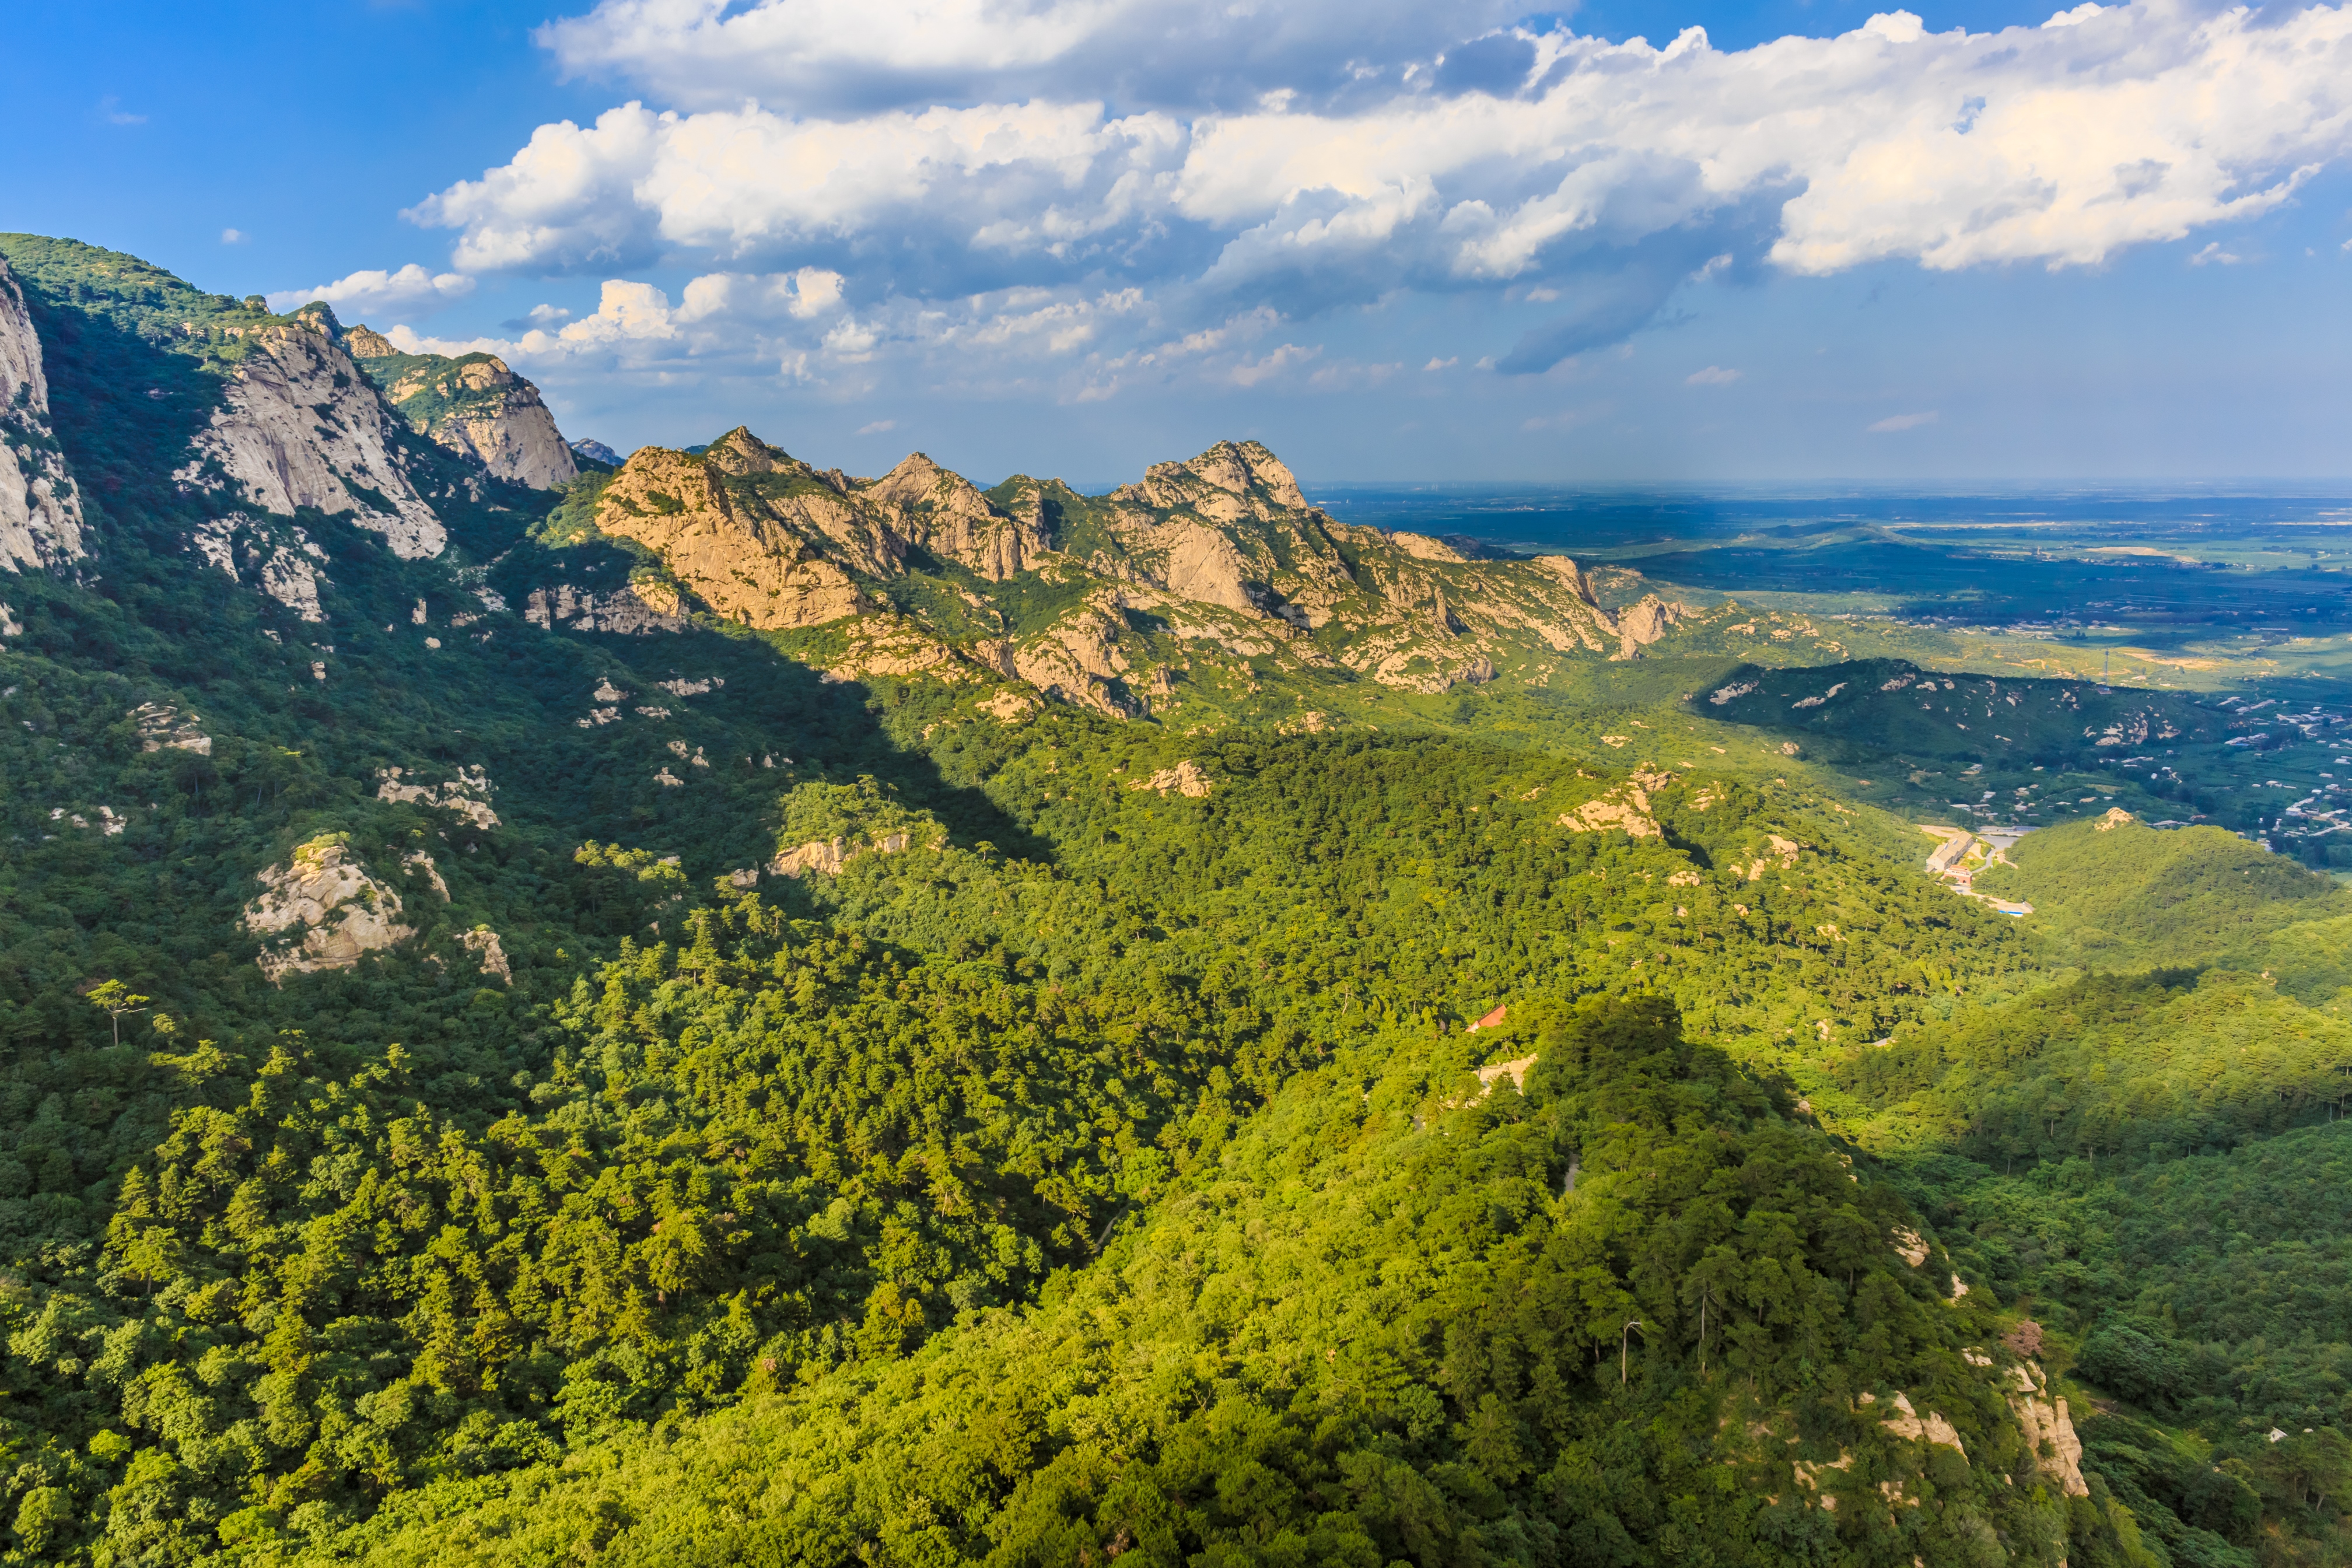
(536, 427, 1691, 719)
(344, 324, 579, 490)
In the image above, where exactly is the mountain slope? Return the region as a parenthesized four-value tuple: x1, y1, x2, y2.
(1972, 807, 2352, 987)
(343, 326, 578, 491)
(304, 1000, 2108, 1568)
(0, 229, 2344, 1565)
(1698, 658, 2220, 765)
(0, 235, 571, 577)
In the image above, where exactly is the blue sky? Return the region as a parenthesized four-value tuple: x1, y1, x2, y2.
(8, 0, 2351, 483)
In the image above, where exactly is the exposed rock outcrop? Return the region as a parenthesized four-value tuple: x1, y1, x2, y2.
(1559, 779, 1664, 839)
(769, 830, 915, 878)
(190, 513, 329, 621)
(1130, 760, 1212, 797)
(539, 428, 1702, 719)
(243, 836, 414, 982)
(1475, 1055, 1534, 1093)
(462, 926, 512, 984)
(132, 702, 211, 755)
(868, 452, 1048, 582)
(173, 306, 446, 558)
(2007, 1364, 2088, 1496)
(1741, 834, 1805, 881)
(978, 690, 1039, 723)
(1863, 1390, 1966, 1456)
(346, 331, 578, 489)
(1116, 439, 1310, 521)
(771, 837, 850, 878)
(375, 765, 499, 830)
(590, 430, 886, 630)
(523, 581, 690, 635)
(1608, 594, 1688, 659)
(1004, 608, 1139, 717)
(0, 256, 86, 571)
(402, 849, 450, 901)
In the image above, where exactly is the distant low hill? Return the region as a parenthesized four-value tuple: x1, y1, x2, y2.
(1976, 808, 2352, 990)
(1695, 657, 2221, 765)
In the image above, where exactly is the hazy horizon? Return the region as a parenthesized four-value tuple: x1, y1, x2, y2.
(13, 0, 2350, 480)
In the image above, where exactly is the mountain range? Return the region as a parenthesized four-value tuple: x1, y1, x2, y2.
(4, 232, 1710, 726)
(0, 231, 2340, 1567)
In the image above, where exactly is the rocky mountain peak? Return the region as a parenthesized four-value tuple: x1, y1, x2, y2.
(864, 450, 1046, 581)
(453, 357, 516, 392)
(1227, 439, 1310, 508)
(347, 328, 579, 491)
(173, 312, 449, 559)
(1124, 438, 1312, 523)
(704, 426, 798, 477)
(542, 428, 1696, 709)
(870, 451, 985, 514)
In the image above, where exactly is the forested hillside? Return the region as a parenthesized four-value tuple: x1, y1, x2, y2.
(0, 233, 2345, 1566)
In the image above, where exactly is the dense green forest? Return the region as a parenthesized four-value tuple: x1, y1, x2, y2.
(2, 232, 2350, 1566)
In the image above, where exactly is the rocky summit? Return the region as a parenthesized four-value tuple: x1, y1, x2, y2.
(540, 425, 1693, 718)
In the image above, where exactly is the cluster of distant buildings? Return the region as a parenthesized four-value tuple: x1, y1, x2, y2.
(1920, 825, 2034, 916)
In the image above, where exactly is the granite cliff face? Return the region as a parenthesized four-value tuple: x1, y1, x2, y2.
(0, 256, 86, 572)
(346, 329, 578, 490)
(173, 306, 448, 559)
(542, 430, 1693, 718)
(587, 429, 888, 631)
(242, 836, 416, 982)
(867, 452, 1049, 582)
(0, 238, 593, 610)
(374, 764, 501, 829)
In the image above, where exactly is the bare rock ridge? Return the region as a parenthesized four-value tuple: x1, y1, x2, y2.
(192, 514, 329, 621)
(374, 765, 501, 830)
(868, 450, 1049, 582)
(547, 428, 1695, 717)
(0, 237, 592, 604)
(0, 256, 86, 572)
(173, 303, 449, 559)
(242, 836, 415, 982)
(344, 327, 579, 490)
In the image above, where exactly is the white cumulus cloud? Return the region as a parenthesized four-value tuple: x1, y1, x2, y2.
(407, 99, 1188, 276)
(267, 264, 477, 319)
(1686, 366, 1742, 386)
(402, 0, 2352, 382)
(537, 0, 1522, 114)
(1867, 411, 1940, 432)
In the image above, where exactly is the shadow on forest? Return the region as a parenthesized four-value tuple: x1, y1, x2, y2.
(9, 271, 220, 530)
